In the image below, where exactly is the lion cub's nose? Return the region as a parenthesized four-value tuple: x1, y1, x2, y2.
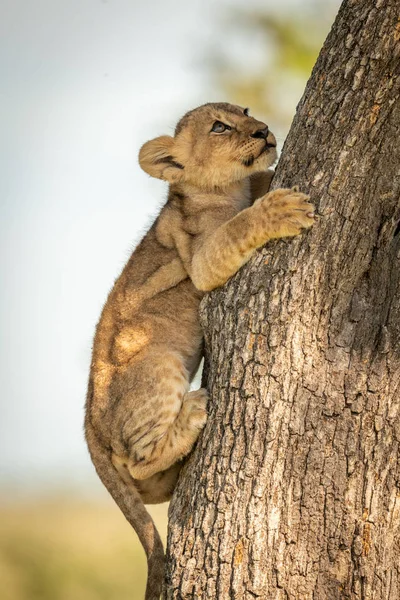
(251, 126, 269, 139)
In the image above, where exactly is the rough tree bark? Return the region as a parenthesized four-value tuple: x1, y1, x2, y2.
(165, 1, 400, 598)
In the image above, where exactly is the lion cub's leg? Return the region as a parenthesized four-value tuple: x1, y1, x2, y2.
(128, 387, 208, 481)
(114, 353, 207, 485)
(191, 188, 315, 291)
(112, 458, 181, 504)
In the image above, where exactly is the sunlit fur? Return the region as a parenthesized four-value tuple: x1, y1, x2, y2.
(85, 102, 315, 600)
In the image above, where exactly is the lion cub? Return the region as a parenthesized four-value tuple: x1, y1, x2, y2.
(85, 102, 315, 599)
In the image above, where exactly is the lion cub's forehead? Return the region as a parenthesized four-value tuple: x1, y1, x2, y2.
(175, 102, 246, 136)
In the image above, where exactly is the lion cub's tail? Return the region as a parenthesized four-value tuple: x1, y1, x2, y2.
(85, 423, 164, 600)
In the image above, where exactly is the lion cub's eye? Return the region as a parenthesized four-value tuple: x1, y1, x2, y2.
(211, 121, 231, 133)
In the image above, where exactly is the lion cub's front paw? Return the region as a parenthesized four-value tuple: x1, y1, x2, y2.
(258, 187, 315, 240)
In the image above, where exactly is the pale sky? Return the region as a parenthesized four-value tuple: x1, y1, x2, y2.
(0, 0, 336, 491)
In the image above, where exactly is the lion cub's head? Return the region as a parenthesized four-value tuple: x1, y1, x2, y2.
(139, 102, 277, 190)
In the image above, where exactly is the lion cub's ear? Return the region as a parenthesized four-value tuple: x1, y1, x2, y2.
(139, 136, 184, 183)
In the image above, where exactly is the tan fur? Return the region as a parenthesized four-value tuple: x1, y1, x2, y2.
(84, 102, 315, 599)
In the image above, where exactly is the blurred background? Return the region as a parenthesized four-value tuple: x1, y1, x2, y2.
(1, 0, 340, 597)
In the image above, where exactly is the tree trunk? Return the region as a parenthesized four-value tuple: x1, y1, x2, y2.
(165, 1, 400, 598)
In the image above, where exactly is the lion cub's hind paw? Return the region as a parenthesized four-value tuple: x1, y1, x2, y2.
(182, 388, 208, 431)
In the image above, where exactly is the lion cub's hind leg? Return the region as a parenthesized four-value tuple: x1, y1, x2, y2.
(112, 457, 181, 504)
(114, 352, 208, 486)
(128, 387, 208, 481)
